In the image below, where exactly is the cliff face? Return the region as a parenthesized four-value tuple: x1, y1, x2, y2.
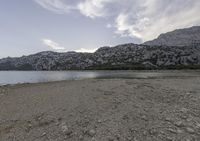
(1, 43, 200, 70)
(144, 26, 200, 47)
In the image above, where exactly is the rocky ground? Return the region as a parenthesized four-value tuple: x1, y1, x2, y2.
(0, 77, 200, 141)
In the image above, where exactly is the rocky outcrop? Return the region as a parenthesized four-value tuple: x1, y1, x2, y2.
(144, 26, 200, 47)
(0, 43, 200, 70)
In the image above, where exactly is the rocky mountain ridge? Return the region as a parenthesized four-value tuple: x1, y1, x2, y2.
(1, 26, 200, 70)
(144, 26, 200, 46)
(1, 43, 200, 70)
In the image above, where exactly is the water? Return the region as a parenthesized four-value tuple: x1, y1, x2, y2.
(0, 70, 200, 85)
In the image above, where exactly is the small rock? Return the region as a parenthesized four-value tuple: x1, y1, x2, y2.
(196, 122, 200, 128)
(88, 129, 96, 137)
(177, 129, 183, 134)
(149, 128, 157, 135)
(186, 92, 191, 95)
(167, 128, 177, 134)
(165, 117, 171, 122)
(181, 115, 188, 119)
(141, 115, 148, 121)
(79, 135, 84, 140)
(61, 125, 68, 132)
(55, 121, 60, 126)
(61, 124, 73, 136)
(186, 127, 195, 134)
(28, 123, 32, 128)
(127, 136, 132, 141)
(160, 131, 165, 135)
(143, 130, 148, 136)
(174, 121, 184, 127)
(97, 119, 102, 123)
(180, 108, 188, 113)
(41, 132, 46, 137)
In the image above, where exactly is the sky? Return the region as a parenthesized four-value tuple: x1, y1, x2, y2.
(1, 0, 200, 58)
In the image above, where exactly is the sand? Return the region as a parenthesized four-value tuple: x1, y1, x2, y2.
(0, 77, 200, 141)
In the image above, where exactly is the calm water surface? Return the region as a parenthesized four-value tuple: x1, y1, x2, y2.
(0, 70, 200, 85)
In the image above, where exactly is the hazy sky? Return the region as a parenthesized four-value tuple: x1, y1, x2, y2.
(1, 0, 200, 58)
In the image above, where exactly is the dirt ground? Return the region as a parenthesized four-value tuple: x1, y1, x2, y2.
(0, 77, 200, 141)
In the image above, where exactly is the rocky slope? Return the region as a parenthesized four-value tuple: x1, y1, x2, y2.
(1, 26, 200, 70)
(0, 43, 200, 70)
(144, 26, 200, 46)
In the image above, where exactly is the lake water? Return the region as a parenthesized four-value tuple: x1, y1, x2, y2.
(0, 70, 200, 85)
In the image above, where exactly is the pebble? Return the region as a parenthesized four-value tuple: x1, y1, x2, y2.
(149, 129, 157, 135)
(143, 130, 148, 136)
(88, 129, 96, 137)
(28, 123, 32, 128)
(177, 129, 183, 134)
(61, 124, 73, 136)
(97, 119, 102, 123)
(41, 132, 46, 137)
(186, 115, 193, 122)
(181, 115, 188, 119)
(61, 125, 68, 132)
(167, 128, 177, 134)
(180, 108, 188, 113)
(174, 121, 184, 127)
(196, 122, 200, 128)
(186, 127, 195, 134)
(186, 92, 191, 95)
(141, 115, 148, 121)
(79, 135, 84, 140)
(165, 117, 171, 122)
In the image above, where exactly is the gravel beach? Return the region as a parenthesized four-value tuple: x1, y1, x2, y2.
(0, 77, 200, 141)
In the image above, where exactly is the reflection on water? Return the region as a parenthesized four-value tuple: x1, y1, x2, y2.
(0, 70, 200, 85)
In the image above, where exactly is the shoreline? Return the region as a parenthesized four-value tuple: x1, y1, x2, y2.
(0, 70, 200, 86)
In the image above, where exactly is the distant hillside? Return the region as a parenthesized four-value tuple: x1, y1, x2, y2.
(0, 43, 200, 70)
(144, 26, 200, 46)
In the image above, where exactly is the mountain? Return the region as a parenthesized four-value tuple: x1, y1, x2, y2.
(144, 26, 200, 46)
(1, 43, 200, 70)
(1, 26, 200, 70)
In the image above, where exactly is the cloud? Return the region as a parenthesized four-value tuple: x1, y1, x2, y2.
(42, 39, 97, 52)
(34, 0, 200, 42)
(115, 0, 200, 41)
(34, 0, 76, 14)
(75, 48, 97, 53)
(77, 0, 113, 18)
(42, 39, 66, 51)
